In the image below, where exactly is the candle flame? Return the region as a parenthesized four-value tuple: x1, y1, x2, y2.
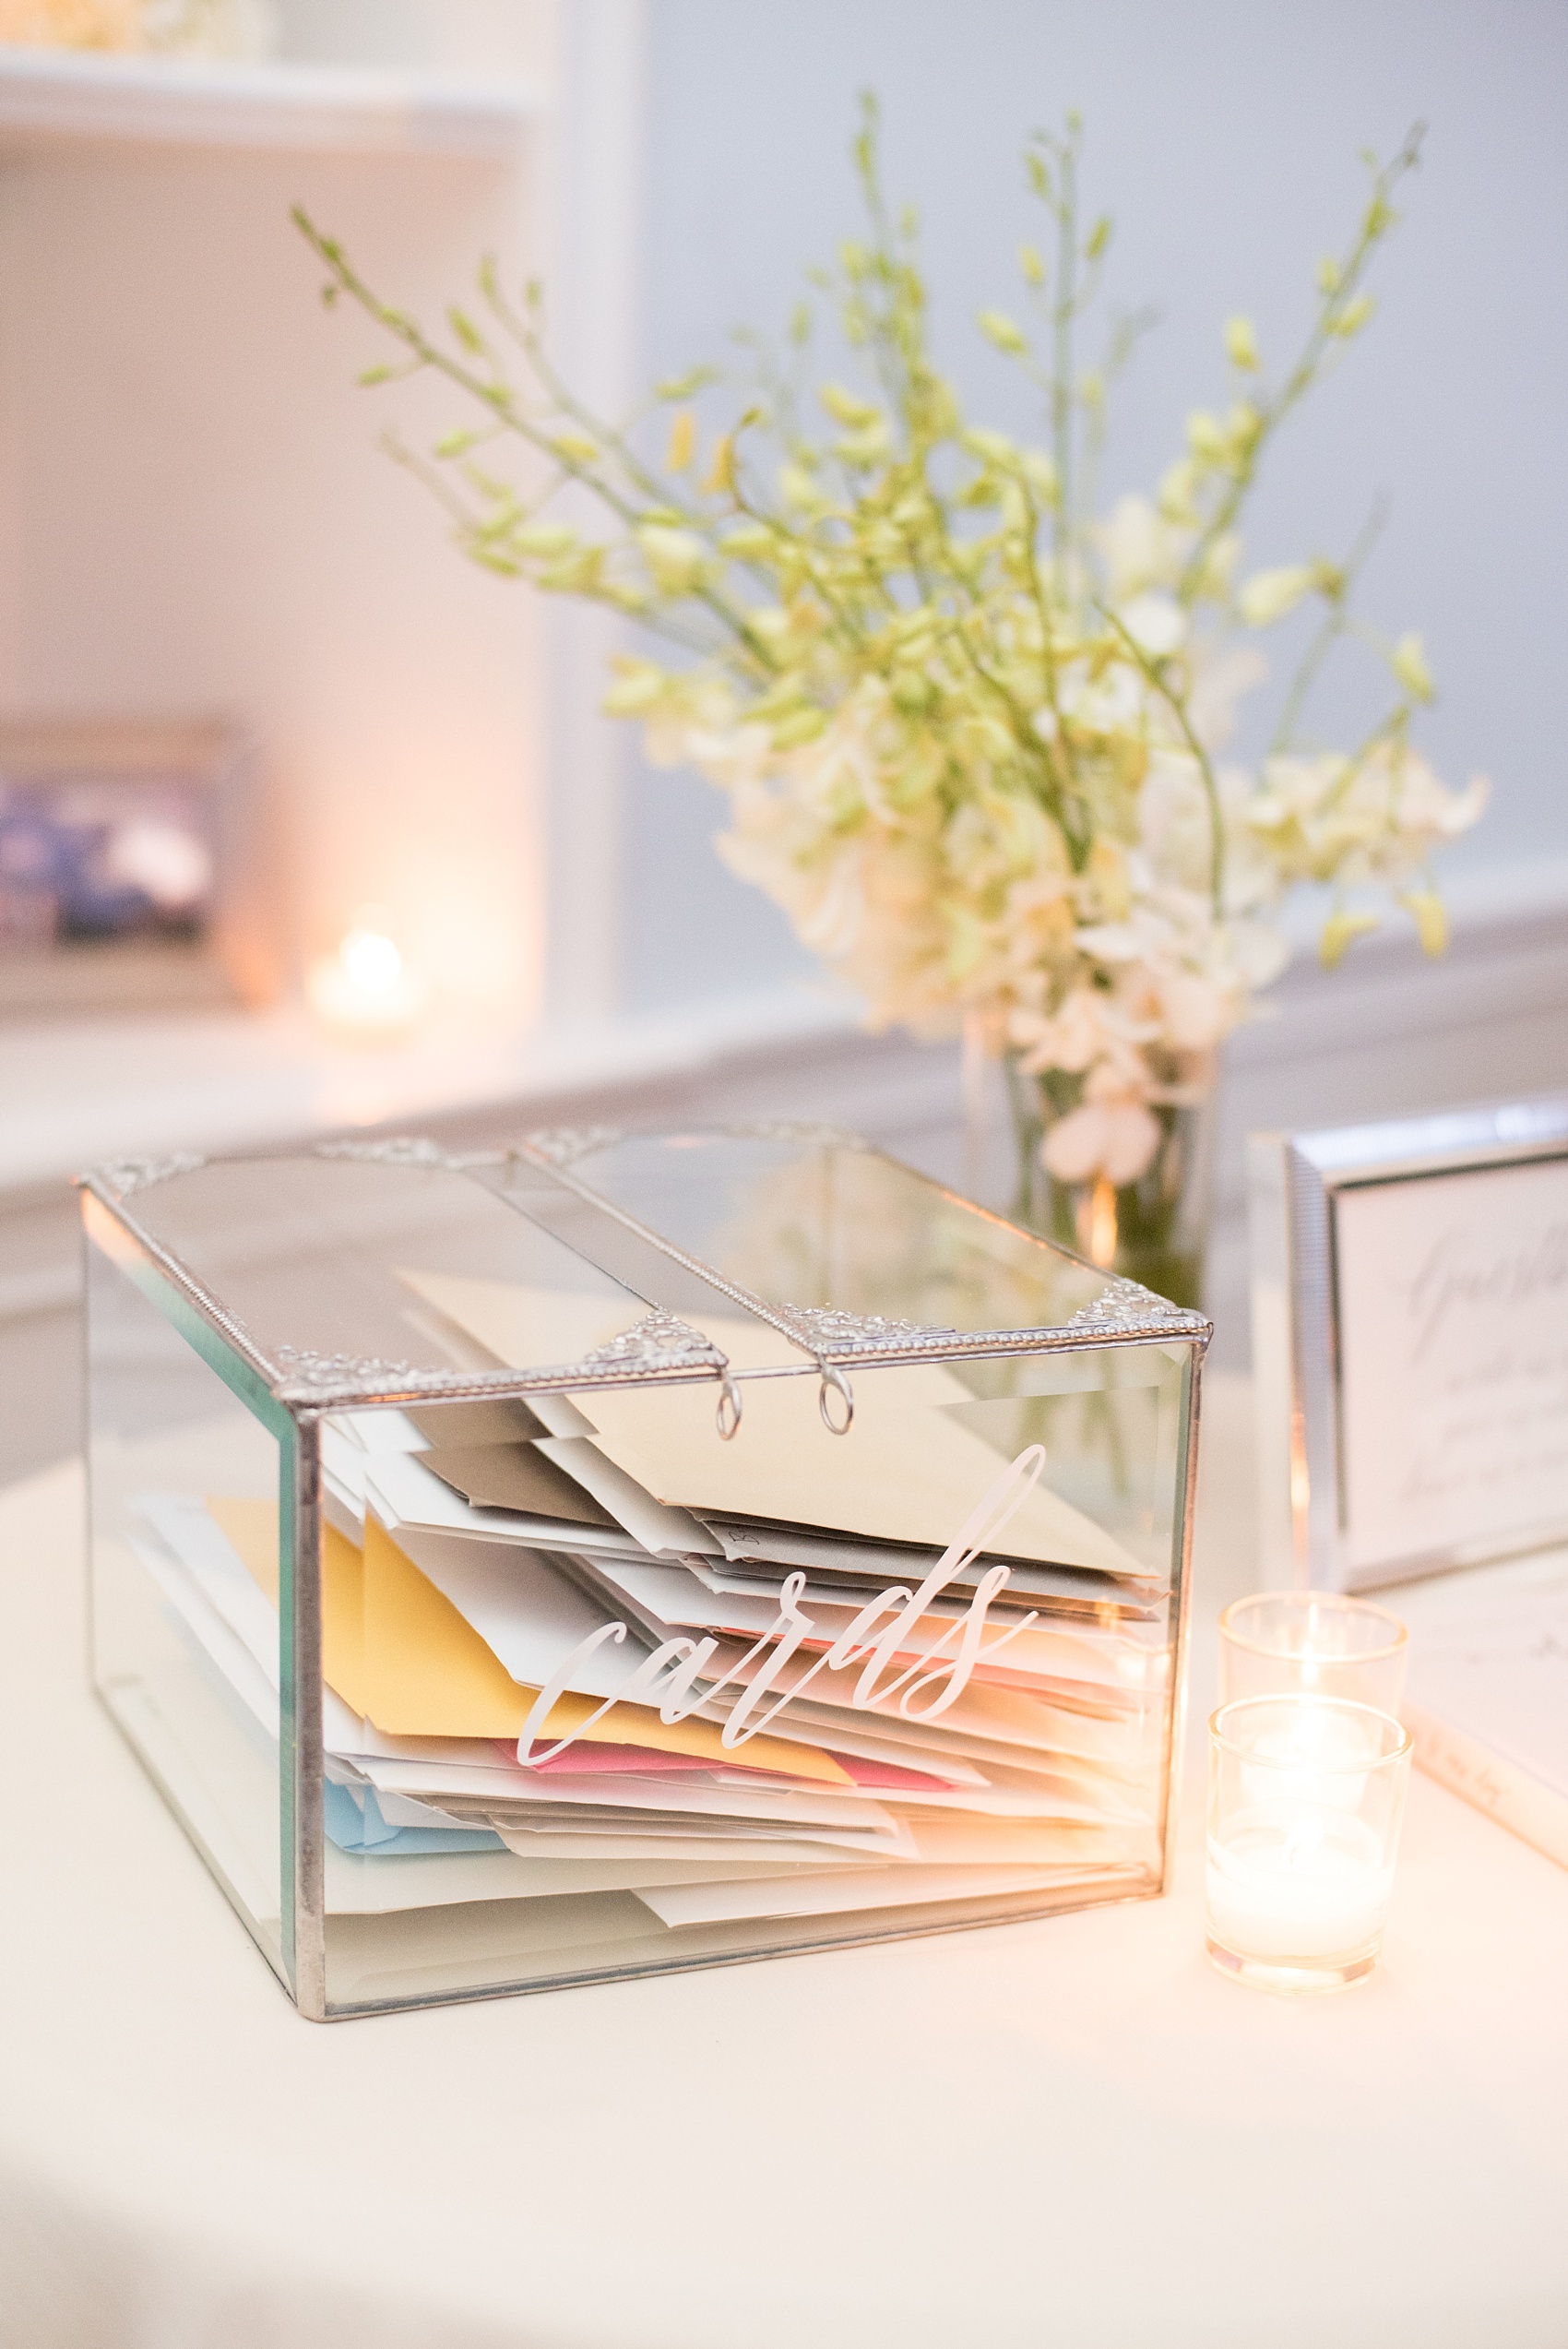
(339, 926, 403, 995)
(1086, 1175, 1118, 1268)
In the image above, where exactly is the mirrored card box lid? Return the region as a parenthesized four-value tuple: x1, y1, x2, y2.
(82, 1126, 1211, 1413)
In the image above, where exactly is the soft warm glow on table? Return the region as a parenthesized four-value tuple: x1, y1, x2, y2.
(1206, 1695, 1412, 1995)
(306, 918, 428, 1043)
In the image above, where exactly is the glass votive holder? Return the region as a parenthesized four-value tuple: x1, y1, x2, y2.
(1218, 1591, 1408, 1714)
(1206, 1695, 1412, 1995)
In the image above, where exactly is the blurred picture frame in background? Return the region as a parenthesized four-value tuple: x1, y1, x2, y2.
(0, 715, 274, 1016)
(1248, 1098, 1568, 1592)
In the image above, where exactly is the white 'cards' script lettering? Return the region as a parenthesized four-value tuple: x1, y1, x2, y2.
(517, 1444, 1048, 1767)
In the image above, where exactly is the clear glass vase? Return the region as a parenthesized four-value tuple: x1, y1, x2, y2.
(1002, 1056, 1219, 1312)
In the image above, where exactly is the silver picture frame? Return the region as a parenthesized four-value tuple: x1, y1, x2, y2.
(1248, 1093, 1568, 1592)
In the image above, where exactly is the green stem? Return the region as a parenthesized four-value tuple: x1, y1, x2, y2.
(295, 209, 781, 676)
(1175, 127, 1422, 608)
(1098, 601, 1225, 910)
(1051, 141, 1077, 602)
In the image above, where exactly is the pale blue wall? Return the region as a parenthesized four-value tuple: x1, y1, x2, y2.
(622, 0, 1568, 1011)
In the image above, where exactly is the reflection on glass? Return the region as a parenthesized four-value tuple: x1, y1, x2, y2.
(565, 1132, 1111, 1335)
(87, 1233, 288, 1979)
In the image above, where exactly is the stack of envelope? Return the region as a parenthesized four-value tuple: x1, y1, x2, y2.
(126, 1268, 1176, 1939)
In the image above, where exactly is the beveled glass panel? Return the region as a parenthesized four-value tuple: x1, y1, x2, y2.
(86, 1224, 290, 1983)
(112, 1153, 793, 1379)
(551, 1131, 1111, 1334)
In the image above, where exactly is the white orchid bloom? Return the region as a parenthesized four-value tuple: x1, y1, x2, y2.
(1117, 592, 1186, 658)
(1097, 494, 1190, 601)
(1041, 1061, 1163, 1187)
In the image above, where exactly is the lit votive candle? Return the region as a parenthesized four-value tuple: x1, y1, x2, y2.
(1218, 1590, 1408, 1713)
(1206, 1695, 1411, 1995)
(306, 919, 428, 1045)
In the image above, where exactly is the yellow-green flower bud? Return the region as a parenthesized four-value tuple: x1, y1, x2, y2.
(821, 381, 881, 428)
(1399, 889, 1447, 956)
(1391, 631, 1435, 702)
(962, 425, 1018, 468)
(1237, 565, 1315, 626)
(1224, 315, 1261, 372)
(779, 462, 824, 511)
(1227, 400, 1264, 459)
(1022, 451, 1060, 505)
(655, 364, 719, 400)
(1319, 908, 1379, 967)
(664, 410, 695, 472)
(1331, 293, 1375, 339)
(636, 525, 707, 594)
(601, 658, 669, 714)
(447, 306, 484, 355)
(835, 419, 892, 467)
(1158, 458, 1200, 522)
(770, 704, 828, 749)
(701, 434, 737, 495)
(978, 309, 1029, 355)
(514, 521, 578, 558)
(891, 669, 934, 717)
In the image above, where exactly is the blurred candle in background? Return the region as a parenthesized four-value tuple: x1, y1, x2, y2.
(306, 911, 427, 1045)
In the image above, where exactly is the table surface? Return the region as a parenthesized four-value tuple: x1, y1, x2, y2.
(4, 1375, 1567, 2349)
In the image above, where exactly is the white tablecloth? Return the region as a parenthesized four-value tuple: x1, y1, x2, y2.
(3, 1377, 1567, 2349)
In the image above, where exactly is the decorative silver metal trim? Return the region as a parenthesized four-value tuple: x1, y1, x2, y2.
(92, 1151, 206, 1198)
(316, 1137, 469, 1170)
(269, 1318, 733, 1407)
(724, 1120, 870, 1150)
(273, 1343, 426, 1393)
(289, 1415, 327, 2021)
(771, 1302, 962, 1355)
(1064, 1276, 1208, 1337)
(1158, 1348, 1204, 1892)
(576, 1310, 730, 1376)
(524, 1126, 624, 1168)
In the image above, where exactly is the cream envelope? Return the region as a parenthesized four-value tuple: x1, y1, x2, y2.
(633, 1854, 1126, 1930)
(394, 1270, 1149, 1580)
(396, 1268, 793, 1374)
(584, 1371, 1150, 1580)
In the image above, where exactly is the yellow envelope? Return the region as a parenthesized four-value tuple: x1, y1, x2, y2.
(205, 1495, 849, 1783)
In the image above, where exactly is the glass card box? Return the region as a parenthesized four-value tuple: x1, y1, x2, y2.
(82, 1128, 1208, 2020)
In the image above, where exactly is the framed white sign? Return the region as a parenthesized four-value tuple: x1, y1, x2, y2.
(1248, 1097, 1568, 1591)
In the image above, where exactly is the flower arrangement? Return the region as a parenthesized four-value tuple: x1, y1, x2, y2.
(297, 103, 1485, 1301)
